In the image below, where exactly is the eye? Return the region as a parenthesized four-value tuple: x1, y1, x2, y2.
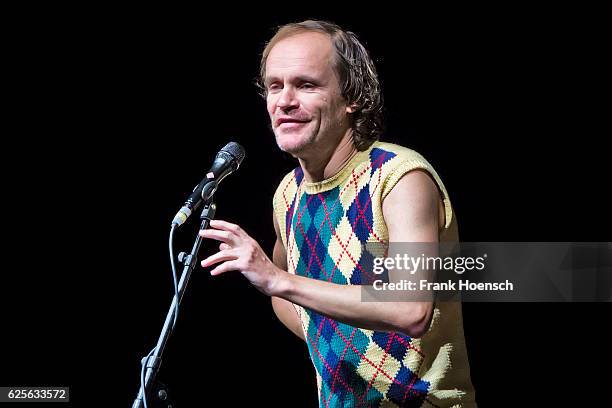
(267, 82, 282, 93)
(300, 82, 315, 90)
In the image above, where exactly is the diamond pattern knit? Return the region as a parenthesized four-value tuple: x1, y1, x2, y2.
(273, 142, 476, 408)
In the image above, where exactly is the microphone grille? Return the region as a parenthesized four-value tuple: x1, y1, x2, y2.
(221, 142, 246, 166)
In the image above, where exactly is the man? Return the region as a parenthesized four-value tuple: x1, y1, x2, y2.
(200, 20, 476, 407)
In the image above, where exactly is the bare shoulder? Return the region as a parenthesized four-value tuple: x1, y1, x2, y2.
(382, 169, 445, 239)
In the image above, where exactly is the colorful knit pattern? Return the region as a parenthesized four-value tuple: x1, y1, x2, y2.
(273, 142, 454, 407)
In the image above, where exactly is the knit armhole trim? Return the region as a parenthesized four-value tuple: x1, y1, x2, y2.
(272, 172, 296, 248)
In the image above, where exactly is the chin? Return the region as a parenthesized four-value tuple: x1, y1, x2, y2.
(275, 131, 313, 155)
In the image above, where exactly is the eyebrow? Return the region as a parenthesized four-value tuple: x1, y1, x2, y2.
(264, 75, 322, 87)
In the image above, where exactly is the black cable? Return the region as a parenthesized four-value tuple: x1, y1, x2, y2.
(139, 225, 180, 407)
(169, 224, 179, 328)
(140, 346, 156, 408)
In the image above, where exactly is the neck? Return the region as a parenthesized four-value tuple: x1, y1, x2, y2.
(298, 130, 358, 183)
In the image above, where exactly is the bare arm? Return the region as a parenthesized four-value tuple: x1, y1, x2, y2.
(200, 169, 442, 338)
(271, 170, 439, 337)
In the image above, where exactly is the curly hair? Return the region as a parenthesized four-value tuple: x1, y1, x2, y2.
(257, 20, 384, 151)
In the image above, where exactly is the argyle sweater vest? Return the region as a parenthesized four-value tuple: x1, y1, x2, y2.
(273, 142, 476, 408)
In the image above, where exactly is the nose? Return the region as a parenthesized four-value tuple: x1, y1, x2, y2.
(276, 85, 299, 111)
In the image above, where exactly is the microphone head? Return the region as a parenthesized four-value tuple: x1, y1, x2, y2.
(221, 142, 246, 168)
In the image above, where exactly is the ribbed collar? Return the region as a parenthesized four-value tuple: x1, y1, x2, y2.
(301, 142, 377, 195)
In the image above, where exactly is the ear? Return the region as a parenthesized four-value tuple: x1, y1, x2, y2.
(346, 103, 358, 113)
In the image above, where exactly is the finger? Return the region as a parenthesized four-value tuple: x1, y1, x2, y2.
(209, 219, 242, 234)
(209, 260, 240, 276)
(201, 250, 238, 268)
(219, 243, 231, 251)
(199, 228, 238, 245)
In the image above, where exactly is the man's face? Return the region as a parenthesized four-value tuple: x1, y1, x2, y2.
(265, 32, 352, 156)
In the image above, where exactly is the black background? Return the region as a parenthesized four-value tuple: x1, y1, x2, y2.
(1, 6, 609, 407)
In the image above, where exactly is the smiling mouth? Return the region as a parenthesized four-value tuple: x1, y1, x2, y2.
(277, 120, 310, 128)
(280, 121, 307, 126)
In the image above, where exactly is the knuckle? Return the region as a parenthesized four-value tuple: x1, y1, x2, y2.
(246, 245, 257, 260)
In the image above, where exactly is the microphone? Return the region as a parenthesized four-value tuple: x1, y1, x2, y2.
(172, 142, 245, 227)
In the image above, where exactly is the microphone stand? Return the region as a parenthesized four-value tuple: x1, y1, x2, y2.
(132, 201, 216, 408)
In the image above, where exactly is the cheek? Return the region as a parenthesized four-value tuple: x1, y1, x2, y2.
(266, 97, 275, 117)
(330, 100, 349, 124)
(298, 96, 322, 118)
